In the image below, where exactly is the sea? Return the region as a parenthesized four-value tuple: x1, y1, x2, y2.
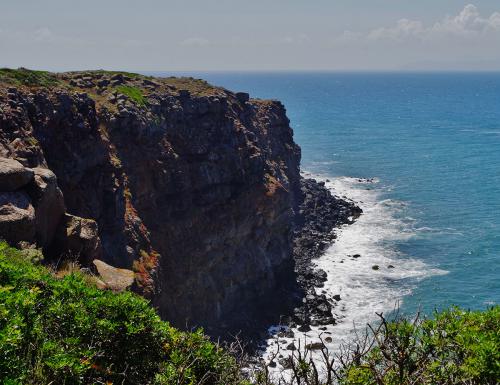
(152, 71, 500, 356)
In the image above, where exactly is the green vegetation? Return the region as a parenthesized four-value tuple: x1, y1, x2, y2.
(338, 307, 500, 385)
(262, 307, 500, 385)
(115, 85, 147, 106)
(1, 240, 498, 385)
(82, 70, 149, 79)
(0, 68, 61, 87)
(0, 242, 241, 385)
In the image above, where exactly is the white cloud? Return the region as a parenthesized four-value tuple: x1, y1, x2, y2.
(339, 4, 500, 43)
(368, 19, 424, 41)
(180, 37, 210, 47)
(430, 4, 500, 36)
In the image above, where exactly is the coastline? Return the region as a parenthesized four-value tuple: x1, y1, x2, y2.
(262, 173, 445, 370)
(254, 174, 362, 364)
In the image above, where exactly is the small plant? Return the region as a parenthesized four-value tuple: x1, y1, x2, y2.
(115, 85, 147, 106)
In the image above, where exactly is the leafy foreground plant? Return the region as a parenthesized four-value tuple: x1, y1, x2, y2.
(1, 241, 498, 385)
(257, 307, 499, 385)
(0, 242, 243, 385)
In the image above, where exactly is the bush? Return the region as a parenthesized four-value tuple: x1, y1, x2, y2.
(115, 85, 146, 106)
(338, 307, 500, 385)
(0, 242, 242, 385)
(258, 307, 499, 385)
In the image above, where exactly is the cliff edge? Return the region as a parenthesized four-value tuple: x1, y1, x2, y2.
(0, 68, 302, 337)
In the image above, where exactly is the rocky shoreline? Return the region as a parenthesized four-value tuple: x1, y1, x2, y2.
(244, 175, 362, 356)
(291, 176, 362, 330)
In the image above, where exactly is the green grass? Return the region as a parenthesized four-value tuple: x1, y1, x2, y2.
(0, 68, 61, 87)
(115, 85, 147, 106)
(0, 242, 241, 385)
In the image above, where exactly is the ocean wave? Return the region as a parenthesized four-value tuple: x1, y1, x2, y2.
(262, 173, 447, 370)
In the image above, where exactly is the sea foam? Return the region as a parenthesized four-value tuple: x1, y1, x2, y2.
(262, 174, 447, 370)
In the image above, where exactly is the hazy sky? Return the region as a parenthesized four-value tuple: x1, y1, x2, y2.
(1, 0, 500, 71)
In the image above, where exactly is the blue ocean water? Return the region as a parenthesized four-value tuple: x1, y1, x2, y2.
(155, 72, 500, 320)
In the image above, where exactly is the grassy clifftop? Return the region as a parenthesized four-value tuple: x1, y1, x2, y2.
(0, 67, 220, 97)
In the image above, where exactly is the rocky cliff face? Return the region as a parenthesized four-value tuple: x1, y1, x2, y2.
(0, 69, 301, 337)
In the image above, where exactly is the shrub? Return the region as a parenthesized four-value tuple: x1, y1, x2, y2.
(257, 307, 499, 385)
(0, 242, 241, 385)
(115, 85, 146, 106)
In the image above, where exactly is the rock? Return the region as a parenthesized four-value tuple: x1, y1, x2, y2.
(236, 92, 249, 103)
(352, 254, 361, 258)
(387, 265, 395, 269)
(372, 265, 380, 270)
(64, 214, 102, 264)
(110, 73, 124, 84)
(97, 79, 110, 88)
(298, 324, 311, 332)
(305, 342, 325, 351)
(332, 294, 341, 301)
(286, 342, 296, 351)
(325, 337, 333, 343)
(93, 259, 136, 292)
(278, 357, 293, 370)
(317, 317, 336, 325)
(28, 168, 65, 247)
(268, 360, 277, 368)
(278, 330, 295, 339)
(0, 157, 34, 191)
(0, 191, 36, 244)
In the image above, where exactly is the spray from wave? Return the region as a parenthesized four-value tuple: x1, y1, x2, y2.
(262, 174, 447, 367)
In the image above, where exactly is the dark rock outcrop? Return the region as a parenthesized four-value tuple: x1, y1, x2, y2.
(0, 71, 302, 339)
(0, 70, 362, 341)
(290, 178, 362, 328)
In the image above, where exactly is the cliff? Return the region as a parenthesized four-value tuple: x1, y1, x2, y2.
(0, 68, 302, 337)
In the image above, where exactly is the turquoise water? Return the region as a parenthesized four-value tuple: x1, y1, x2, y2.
(155, 72, 500, 318)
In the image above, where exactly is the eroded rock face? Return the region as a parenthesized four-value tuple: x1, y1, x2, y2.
(62, 214, 103, 264)
(0, 72, 301, 338)
(29, 167, 65, 247)
(0, 157, 34, 191)
(0, 191, 36, 243)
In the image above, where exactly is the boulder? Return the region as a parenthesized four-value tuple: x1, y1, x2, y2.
(305, 342, 326, 351)
(236, 92, 249, 103)
(0, 191, 36, 244)
(64, 214, 102, 264)
(28, 168, 65, 247)
(0, 157, 34, 191)
(93, 259, 136, 292)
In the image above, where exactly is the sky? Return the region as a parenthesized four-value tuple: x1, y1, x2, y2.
(1, 0, 500, 71)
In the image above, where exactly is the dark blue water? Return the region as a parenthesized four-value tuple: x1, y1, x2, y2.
(155, 72, 500, 316)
